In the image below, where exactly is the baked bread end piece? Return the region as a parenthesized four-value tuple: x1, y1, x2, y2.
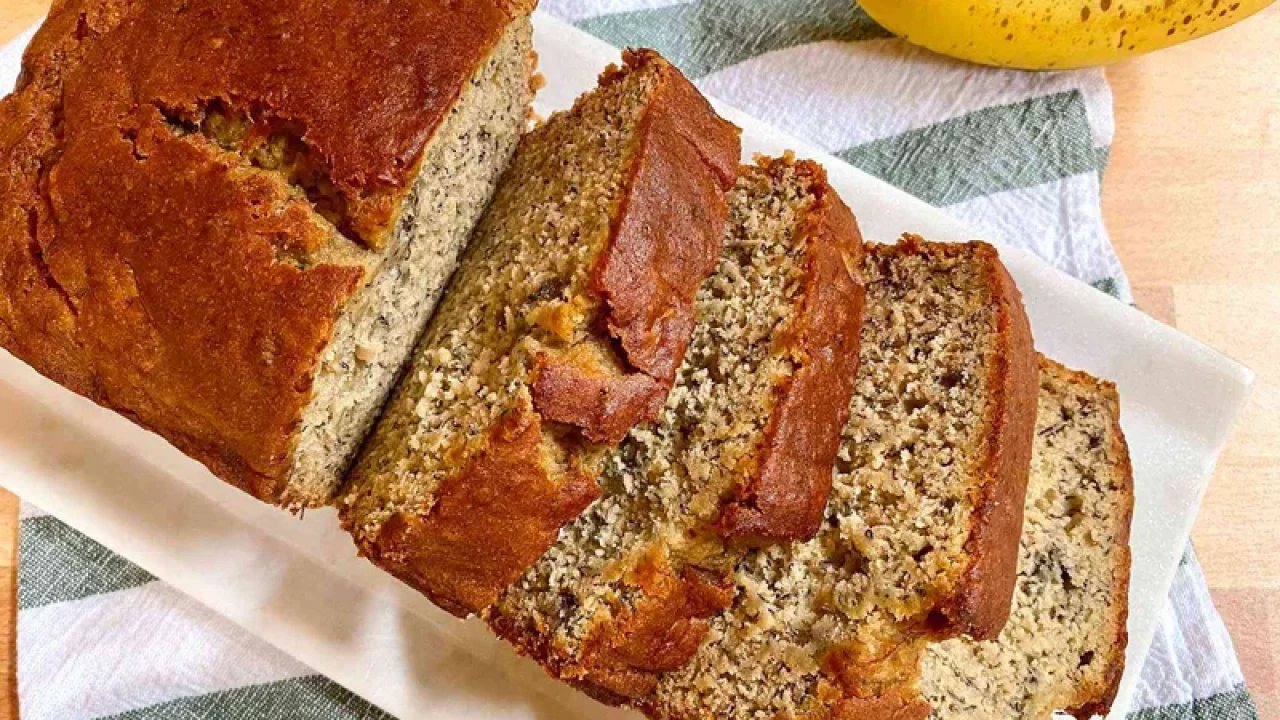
(922, 356, 1133, 719)
(0, 0, 537, 507)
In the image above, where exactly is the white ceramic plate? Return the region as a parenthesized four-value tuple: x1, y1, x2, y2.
(0, 13, 1253, 720)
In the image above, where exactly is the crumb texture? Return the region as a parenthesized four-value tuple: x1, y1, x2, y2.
(921, 358, 1132, 720)
(341, 51, 739, 617)
(345, 58, 664, 534)
(285, 20, 534, 507)
(489, 158, 843, 684)
(650, 238, 1026, 720)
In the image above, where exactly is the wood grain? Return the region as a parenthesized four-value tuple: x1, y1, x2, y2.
(0, 0, 46, 49)
(1104, 3, 1280, 714)
(0, 2, 1277, 718)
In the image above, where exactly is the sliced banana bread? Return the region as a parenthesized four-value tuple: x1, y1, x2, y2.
(642, 236, 1039, 720)
(0, 0, 537, 508)
(922, 357, 1133, 720)
(341, 51, 741, 618)
(486, 156, 866, 701)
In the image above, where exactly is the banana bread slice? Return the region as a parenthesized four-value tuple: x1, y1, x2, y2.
(341, 51, 741, 618)
(486, 156, 866, 702)
(922, 357, 1133, 720)
(0, 0, 536, 508)
(642, 236, 1038, 720)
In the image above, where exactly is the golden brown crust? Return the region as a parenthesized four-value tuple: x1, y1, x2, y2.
(362, 50, 740, 617)
(0, 0, 530, 502)
(1042, 357, 1133, 719)
(579, 158, 865, 699)
(559, 158, 866, 705)
(813, 637, 933, 720)
(561, 552, 733, 700)
(532, 350, 668, 446)
(775, 236, 1036, 720)
(604, 159, 863, 696)
(806, 681, 932, 720)
(820, 695, 931, 720)
(596, 49, 740, 384)
(718, 160, 866, 543)
(488, 156, 864, 712)
(536, 49, 741, 442)
(115, 0, 526, 249)
(917, 236, 1040, 640)
(357, 398, 600, 617)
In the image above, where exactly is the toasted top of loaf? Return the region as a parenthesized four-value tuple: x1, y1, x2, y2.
(486, 156, 865, 701)
(342, 51, 740, 618)
(922, 357, 1133, 720)
(644, 236, 1038, 720)
(0, 0, 532, 500)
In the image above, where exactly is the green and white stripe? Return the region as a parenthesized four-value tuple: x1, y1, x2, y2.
(577, 0, 890, 78)
(103, 677, 393, 720)
(19, 512, 155, 610)
(17, 506, 356, 719)
(11, 0, 1255, 717)
(1140, 681, 1259, 717)
(555, 0, 1130, 300)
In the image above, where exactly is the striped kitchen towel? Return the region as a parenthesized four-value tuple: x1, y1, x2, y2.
(10, 1, 1258, 718)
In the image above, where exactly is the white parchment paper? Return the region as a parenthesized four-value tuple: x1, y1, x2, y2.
(0, 13, 1253, 720)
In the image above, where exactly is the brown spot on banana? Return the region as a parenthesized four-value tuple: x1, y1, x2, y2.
(856, 0, 1277, 70)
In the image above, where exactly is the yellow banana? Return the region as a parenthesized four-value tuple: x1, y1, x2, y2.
(856, 0, 1277, 70)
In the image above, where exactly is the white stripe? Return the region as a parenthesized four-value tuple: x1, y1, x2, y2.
(18, 582, 311, 720)
(943, 172, 1130, 298)
(1130, 551, 1246, 711)
(541, 0, 691, 23)
(697, 38, 1114, 153)
(1084, 72, 1116, 146)
(18, 502, 47, 521)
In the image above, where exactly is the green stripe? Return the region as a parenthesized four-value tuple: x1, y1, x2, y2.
(1091, 277, 1121, 299)
(1096, 143, 1113, 184)
(836, 91, 1109, 207)
(103, 676, 394, 720)
(1128, 684, 1258, 719)
(19, 515, 155, 610)
(577, 0, 890, 79)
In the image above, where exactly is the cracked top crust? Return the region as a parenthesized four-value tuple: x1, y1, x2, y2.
(0, 0, 532, 500)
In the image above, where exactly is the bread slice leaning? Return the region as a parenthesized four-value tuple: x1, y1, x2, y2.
(341, 50, 741, 618)
(486, 156, 866, 702)
(922, 356, 1133, 720)
(642, 236, 1039, 720)
(0, 0, 537, 508)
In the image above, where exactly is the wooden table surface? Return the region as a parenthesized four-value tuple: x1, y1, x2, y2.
(0, 2, 1277, 718)
(1103, 5, 1280, 716)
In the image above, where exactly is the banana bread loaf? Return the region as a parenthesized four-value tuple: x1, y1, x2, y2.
(0, 0, 537, 508)
(341, 50, 741, 618)
(922, 357, 1133, 720)
(642, 236, 1038, 720)
(486, 156, 866, 702)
